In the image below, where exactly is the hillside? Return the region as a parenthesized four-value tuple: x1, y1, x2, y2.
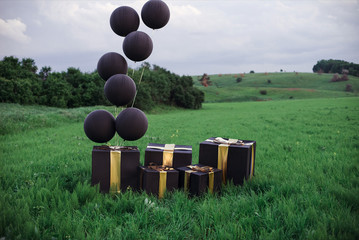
(193, 72, 359, 102)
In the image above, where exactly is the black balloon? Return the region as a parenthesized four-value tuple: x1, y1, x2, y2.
(104, 74, 136, 107)
(97, 52, 128, 81)
(84, 110, 116, 143)
(141, 0, 170, 29)
(123, 31, 153, 62)
(110, 6, 140, 37)
(116, 108, 148, 141)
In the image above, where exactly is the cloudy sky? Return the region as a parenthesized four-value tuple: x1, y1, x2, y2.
(0, 0, 358, 76)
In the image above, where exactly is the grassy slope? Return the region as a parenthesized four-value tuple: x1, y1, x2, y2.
(193, 72, 359, 102)
(1, 98, 359, 239)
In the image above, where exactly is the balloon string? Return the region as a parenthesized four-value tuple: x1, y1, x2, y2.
(131, 66, 146, 107)
(119, 107, 123, 146)
(115, 106, 119, 146)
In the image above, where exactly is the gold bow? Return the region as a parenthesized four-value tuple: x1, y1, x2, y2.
(213, 137, 244, 145)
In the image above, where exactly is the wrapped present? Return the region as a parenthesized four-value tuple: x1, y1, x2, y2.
(144, 143, 192, 168)
(91, 145, 140, 193)
(177, 164, 222, 196)
(199, 137, 256, 185)
(139, 165, 179, 198)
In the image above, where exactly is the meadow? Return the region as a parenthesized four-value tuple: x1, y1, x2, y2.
(193, 72, 359, 103)
(1, 96, 358, 239)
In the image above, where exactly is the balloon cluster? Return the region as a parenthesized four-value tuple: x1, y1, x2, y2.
(84, 0, 170, 143)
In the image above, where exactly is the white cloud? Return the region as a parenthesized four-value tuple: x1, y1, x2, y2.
(0, 0, 358, 75)
(0, 18, 30, 43)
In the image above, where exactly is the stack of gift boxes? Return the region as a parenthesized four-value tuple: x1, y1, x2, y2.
(84, 1, 257, 198)
(91, 137, 256, 198)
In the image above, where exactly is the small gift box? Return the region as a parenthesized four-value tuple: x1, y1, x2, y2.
(199, 137, 256, 185)
(144, 143, 192, 168)
(91, 146, 140, 193)
(139, 165, 179, 198)
(177, 164, 222, 196)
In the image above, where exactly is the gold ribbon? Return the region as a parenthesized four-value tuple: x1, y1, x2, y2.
(146, 165, 173, 199)
(184, 170, 195, 191)
(250, 144, 254, 179)
(158, 171, 167, 199)
(218, 144, 229, 184)
(208, 172, 214, 193)
(163, 144, 175, 167)
(110, 150, 121, 193)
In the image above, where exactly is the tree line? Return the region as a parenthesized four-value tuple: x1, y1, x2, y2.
(312, 59, 359, 77)
(0, 56, 204, 111)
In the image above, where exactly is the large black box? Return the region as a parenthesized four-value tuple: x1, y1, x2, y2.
(91, 146, 140, 193)
(139, 166, 179, 198)
(177, 164, 222, 196)
(199, 137, 256, 185)
(144, 143, 192, 168)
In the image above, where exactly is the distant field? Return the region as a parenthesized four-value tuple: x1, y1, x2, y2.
(193, 72, 359, 102)
(1, 97, 359, 239)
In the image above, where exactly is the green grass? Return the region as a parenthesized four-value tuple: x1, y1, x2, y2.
(1, 98, 359, 239)
(193, 72, 359, 103)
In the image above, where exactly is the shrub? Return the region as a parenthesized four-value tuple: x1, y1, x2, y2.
(345, 84, 353, 92)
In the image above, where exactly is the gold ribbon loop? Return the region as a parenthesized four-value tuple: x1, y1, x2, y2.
(110, 151, 121, 193)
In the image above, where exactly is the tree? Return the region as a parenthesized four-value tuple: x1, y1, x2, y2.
(313, 59, 359, 77)
(38, 66, 52, 81)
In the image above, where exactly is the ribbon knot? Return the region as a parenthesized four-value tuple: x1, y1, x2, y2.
(213, 137, 244, 145)
(187, 165, 214, 173)
(147, 164, 174, 171)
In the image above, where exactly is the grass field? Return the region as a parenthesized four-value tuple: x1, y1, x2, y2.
(1, 96, 359, 239)
(193, 72, 359, 103)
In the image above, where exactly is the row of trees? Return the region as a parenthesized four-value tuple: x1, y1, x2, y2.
(0, 56, 204, 110)
(312, 59, 359, 77)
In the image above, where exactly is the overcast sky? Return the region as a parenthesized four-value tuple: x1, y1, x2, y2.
(0, 0, 358, 76)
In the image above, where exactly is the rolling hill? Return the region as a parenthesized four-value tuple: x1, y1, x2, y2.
(192, 72, 359, 102)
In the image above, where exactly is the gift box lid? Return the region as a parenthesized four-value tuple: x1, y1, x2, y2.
(176, 164, 222, 175)
(146, 143, 192, 153)
(201, 137, 255, 149)
(93, 145, 139, 152)
(140, 165, 179, 173)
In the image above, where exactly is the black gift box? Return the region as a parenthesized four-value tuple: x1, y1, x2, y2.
(139, 166, 179, 198)
(199, 137, 256, 185)
(91, 146, 140, 193)
(144, 143, 192, 168)
(177, 164, 222, 196)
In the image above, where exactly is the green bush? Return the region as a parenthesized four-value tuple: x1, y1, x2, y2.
(0, 57, 204, 110)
